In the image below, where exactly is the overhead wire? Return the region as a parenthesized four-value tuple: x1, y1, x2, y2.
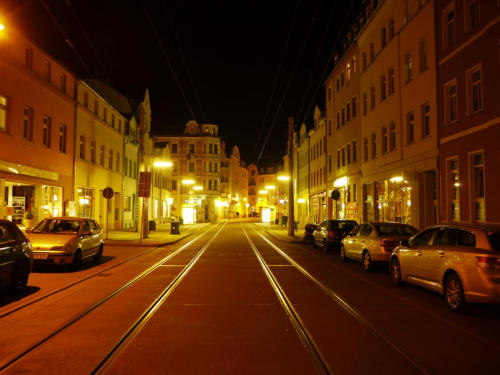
(255, 0, 325, 164)
(250, 0, 302, 163)
(298, 0, 357, 127)
(139, 0, 197, 121)
(38, 0, 94, 77)
(162, 0, 207, 123)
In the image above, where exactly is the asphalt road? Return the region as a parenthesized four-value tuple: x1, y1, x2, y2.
(0, 221, 499, 374)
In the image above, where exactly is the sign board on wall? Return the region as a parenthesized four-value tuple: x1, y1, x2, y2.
(138, 172, 151, 198)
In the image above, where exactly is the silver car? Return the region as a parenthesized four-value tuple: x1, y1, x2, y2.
(390, 224, 500, 312)
(341, 222, 418, 271)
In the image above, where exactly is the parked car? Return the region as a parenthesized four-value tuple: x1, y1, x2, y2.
(341, 222, 418, 271)
(313, 219, 357, 252)
(26, 217, 104, 267)
(390, 223, 500, 312)
(0, 219, 33, 293)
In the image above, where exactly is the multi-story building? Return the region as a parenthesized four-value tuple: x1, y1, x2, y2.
(294, 124, 310, 226)
(0, 27, 76, 226)
(228, 146, 248, 218)
(358, 0, 439, 228)
(123, 114, 139, 230)
(436, 0, 500, 224)
(326, 41, 362, 222)
(308, 106, 328, 223)
(155, 120, 221, 223)
(74, 80, 126, 230)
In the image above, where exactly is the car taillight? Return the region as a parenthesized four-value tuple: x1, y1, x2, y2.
(380, 239, 398, 252)
(476, 256, 500, 269)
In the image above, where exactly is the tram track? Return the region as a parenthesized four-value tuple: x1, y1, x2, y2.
(0, 223, 225, 372)
(245, 224, 430, 375)
(0, 225, 214, 319)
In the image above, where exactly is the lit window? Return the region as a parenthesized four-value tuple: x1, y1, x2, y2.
(470, 152, 485, 221)
(448, 159, 460, 220)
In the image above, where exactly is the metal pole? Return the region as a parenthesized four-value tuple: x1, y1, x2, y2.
(288, 117, 295, 236)
(106, 197, 109, 240)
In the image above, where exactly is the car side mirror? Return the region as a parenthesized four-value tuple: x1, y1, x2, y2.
(400, 239, 409, 247)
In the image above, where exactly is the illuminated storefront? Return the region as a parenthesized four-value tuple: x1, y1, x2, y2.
(77, 187, 94, 218)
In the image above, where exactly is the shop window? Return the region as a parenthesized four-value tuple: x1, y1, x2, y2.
(421, 103, 430, 138)
(467, 65, 483, 114)
(448, 158, 460, 220)
(470, 152, 485, 221)
(43, 116, 52, 147)
(407, 112, 415, 144)
(59, 124, 67, 153)
(23, 106, 33, 141)
(0, 95, 8, 132)
(445, 80, 458, 123)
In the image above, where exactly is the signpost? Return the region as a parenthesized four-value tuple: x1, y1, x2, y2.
(102, 187, 114, 240)
(138, 172, 152, 239)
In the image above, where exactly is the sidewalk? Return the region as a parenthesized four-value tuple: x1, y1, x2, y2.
(255, 222, 303, 243)
(104, 222, 212, 247)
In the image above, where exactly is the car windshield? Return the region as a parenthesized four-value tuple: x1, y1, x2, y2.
(32, 219, 81, 234)
(488, 232, 500, 251)
(374, 224, 417, 236)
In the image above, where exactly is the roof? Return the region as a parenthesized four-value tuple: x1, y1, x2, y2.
(83, 79, 133, 115)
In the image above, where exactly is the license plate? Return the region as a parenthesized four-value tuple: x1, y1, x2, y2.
(34, 253, 48, 260)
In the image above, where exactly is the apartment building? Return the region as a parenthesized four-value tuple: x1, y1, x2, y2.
(436, 0, 500, 224)
(0, 27, 76, 226)
(294, 124, 310, 226)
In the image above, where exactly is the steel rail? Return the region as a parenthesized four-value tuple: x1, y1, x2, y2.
(91, 222, 226, 374)
(243, 226, 332, 375)
(253, 228, 430, 375)
(0, 223, 222, 372)
(0, 226, 214, 319)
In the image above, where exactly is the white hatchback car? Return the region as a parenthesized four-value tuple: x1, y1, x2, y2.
(390, 224, 500, 312)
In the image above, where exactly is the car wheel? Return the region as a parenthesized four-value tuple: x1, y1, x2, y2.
(72, 249, 82, 268)
(340, 245, 348, 262)
(445, 273, 466, 312)
(9, 261, 30, 294)
(362, 251, 372, 272)
(94, 244, 103, 263)
(390, 258, 402, 285)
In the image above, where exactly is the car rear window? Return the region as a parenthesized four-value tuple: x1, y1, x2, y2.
(488, 232, 500, 251)
(375, 224, 417, 236)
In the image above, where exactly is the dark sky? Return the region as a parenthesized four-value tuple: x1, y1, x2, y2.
(2, 0, 361, 166)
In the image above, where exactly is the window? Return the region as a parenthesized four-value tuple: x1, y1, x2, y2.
(352, 97, 357, 117)
(103, 107, 107, 122)
(23, 106, 33, 141)
(419, 39, 428, 73)
(45, 62, 51, 81)
(109, 149, 113, 169)
(371, 133, 376, 159)
(340, 72, 345, 87)
(116, 153, 120, 172)
(342, 148, 345, 167)
(328, 120, 331, 135)
(87, 140, 95, 164)
(370, 43, 375, 63)
(468, 66, 483, 113)
(84, 92, 89, 108)
(124, 157, 128, 177)
(405, 54, 413, 82)
(79, 135, 85, 159)
(189, 144, 195, 154)
(390, 122, 396, 151)
(60, 74, 66, 93)
(353, 183, 357, 202)
(59, 124, 67, 153)
(449, 159, 460, 220)
(336, 112, 340, 128)
(421, 103, 430, 137)
(465, 0, 480, 31)
(382, 126, 388, 154)
(214, 144, 218, 154)
(94, 99, 99, 115)
(370, 86, 376, 111)
(363, 138, 369, 162)
(381, 28, 387, 48)
(189, 162, 195, 173)
(352, 56, 357, 73)
(347, 144, 351, 164)
(341, 107, 345, 125)
(111, 114, 115, 128)
(407, 111, 415, 144)
(352, 141, 357, 162)
(42, 116, 51, 147)
(347, 103, 351, 122)
(388, 68, 395, 95)
(381, 75, 386, 101)
(336, 77, 340, 92)
(171, 143, 177, 153)
(25, 47, 33, 69)
(328, 154, 332, 172)
(209, 162, 213, 173)
(445, 80, 458, 123)
(346, 62, 351, 80)
(470, 152, 485, 221)
(328, 88, 331, 101)
(444, 8, 456, 49)
(362, 52, 367, 70)
(1, 95, 10, 132)
(389, 18, 395, 39)
(337, 150, 340, 169)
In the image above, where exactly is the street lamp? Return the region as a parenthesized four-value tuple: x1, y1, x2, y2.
(0, 24, 4, 31)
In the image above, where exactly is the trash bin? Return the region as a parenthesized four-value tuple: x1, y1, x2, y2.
(149, 220, 156, 232)
(170, 221, 180, 234)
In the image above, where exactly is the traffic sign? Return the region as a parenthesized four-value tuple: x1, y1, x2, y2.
(138, 171, 151, 198)
(103, 187, 114, 199)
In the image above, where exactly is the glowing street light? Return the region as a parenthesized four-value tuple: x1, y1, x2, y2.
(192, 185, 203, 191)
(153, 160, 172, 167)
(277, 175, 290, 181)
(265, 185, 276, 190)
(0, 24, 4, 31)
(182, 179, 195, 185)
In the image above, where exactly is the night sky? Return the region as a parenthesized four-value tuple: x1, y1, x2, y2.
(2, 0, 361, 166)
